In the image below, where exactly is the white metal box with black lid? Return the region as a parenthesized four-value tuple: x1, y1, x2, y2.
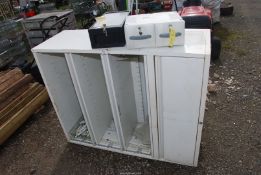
(89, 12, 129, 48)
(32, 29, 211, 167)
(124, 12, 185, 49)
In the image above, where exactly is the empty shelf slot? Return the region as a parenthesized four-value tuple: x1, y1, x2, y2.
(107, 54, 152, 155)
(67, 53, 121, 148)
(34, 53, 93, 143)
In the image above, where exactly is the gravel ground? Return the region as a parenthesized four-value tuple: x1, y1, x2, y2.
(0, 0, 260, 174)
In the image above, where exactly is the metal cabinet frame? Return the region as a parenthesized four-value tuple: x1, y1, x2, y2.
(32, 29, 210, 166)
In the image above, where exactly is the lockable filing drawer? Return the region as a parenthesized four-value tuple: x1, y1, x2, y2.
(154, 12, 185, 47)
(89, 12, 129, 48)
(124, 14, 156, 49)
(124, 12, 185, 49)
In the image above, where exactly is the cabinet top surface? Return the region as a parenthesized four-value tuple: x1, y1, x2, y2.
(125, 12, 183, 25)
(32, 29, 210, 57)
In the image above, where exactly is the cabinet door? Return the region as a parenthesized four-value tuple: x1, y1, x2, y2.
(156, 56, 204, 165)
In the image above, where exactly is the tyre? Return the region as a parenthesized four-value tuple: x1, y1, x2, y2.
(211, 36, 221, 60)
(220, 2, 234, 16)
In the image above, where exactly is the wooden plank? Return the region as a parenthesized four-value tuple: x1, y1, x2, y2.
(0, 83, 43, 124)
(0, 83, 39, 115)
(0, 74, 33, 103)
(0, 84, 30, 111)
(0, 72, 25, 92)
(0, 70, 10, 78)
(0, 83, 43, 126)
(0, 68, 23, 85)
(0, 88, 49, 145)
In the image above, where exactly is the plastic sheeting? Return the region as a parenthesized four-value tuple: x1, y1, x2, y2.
(175, 0, 186, 10)
(0, 20, 27, 68)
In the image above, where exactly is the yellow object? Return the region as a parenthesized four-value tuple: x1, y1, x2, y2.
(168, 26, 176, 47)
(96, 16, 106, 27)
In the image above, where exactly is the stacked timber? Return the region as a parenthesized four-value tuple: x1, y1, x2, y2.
(0, 68, 49, 144)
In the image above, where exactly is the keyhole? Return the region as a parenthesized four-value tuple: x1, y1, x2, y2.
(138, 27, 142, 35)
(103, 24, 107, 37)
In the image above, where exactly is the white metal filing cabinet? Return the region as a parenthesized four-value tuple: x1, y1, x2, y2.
(32, 29, 211, 166)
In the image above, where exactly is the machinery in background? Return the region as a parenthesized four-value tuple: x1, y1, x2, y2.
(71, 0, 109, 28)
(22, 10, 76, 47)
(220, 1, 233, 16)
(131, 0, 173, 15)
(177, 0, 221, 60)
(179, 5, 212, 29)
(0, 19, 43, 83)
(19, 0, 37, 18)
(0, 20, 27, 69)
(162, 0, 173, 11)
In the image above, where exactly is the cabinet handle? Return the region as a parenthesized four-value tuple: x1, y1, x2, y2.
(129, 35, 152, 40)
(159, 32, 182, 38)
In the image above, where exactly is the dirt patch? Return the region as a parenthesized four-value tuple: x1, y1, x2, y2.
(213, 24, 249, 56)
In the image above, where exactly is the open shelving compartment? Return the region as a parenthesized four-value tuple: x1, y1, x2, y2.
(33, 53, 93, 144)
(103, 54, 152, 156)
(65, 53, 122, 150)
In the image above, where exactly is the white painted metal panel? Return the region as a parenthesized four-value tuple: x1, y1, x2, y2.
(194, 54, 211, 165)
(155, 20, 185, 47)
(144, 55, 159, 158)
(65, 53, 95, 143)
(66, 53, 114, 144)
(32, 29, 209, 59)
(100, 54, 125, 149)
(32, 30, 93, 52)
(125, 22, 155, 49)
(154, 12, 185, 47)
(33, 53, 84, 138)
(139, 61, 148, 121)
(156, 56, 204, 165)
(131, 58, 146, 123)
(108, 55, 138, 147)
(32, 29, 211, 166)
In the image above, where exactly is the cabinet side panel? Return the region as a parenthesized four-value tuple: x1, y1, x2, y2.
(194, 54, 211, 166)
(157, 56, 204, 165)
(108, 55, 138, 146)
(34, 53, 82, 136)
(144, 55, 159, 158)
(70, 53, 113, 143)
(101, 54, 125, 148)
